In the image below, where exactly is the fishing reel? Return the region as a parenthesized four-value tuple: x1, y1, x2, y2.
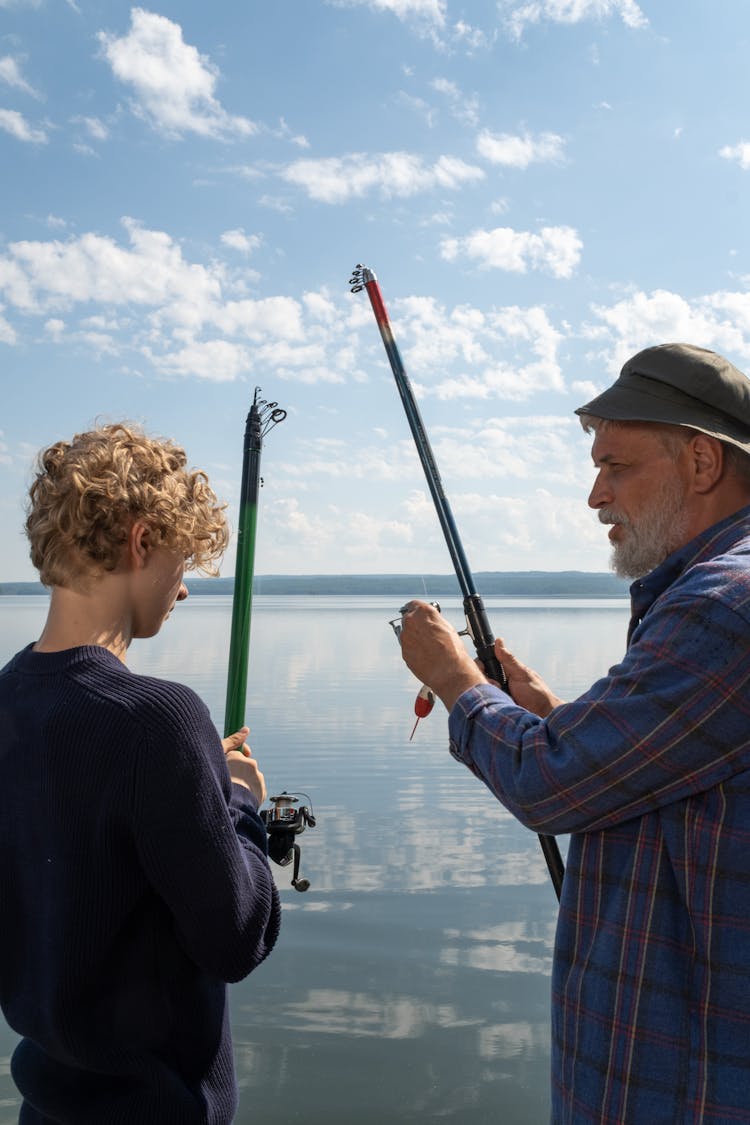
(388, 599, 441, 642)
(260, 792, 316, 892)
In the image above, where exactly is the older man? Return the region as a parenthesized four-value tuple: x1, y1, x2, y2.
(400, 344, 750, 1125)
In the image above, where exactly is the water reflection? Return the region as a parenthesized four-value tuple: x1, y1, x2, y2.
(272, 988, 469, 1039)
(228, 883, 554, 1122)
(441, 919, 556, 975)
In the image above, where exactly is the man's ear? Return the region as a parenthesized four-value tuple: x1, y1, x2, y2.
(689, 433, 724, 494)
(127, 521, 152, 568)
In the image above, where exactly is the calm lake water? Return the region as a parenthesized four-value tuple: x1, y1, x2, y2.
(0, 594, 631, 1124)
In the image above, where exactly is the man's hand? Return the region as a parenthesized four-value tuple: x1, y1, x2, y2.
(222, 726, 267, 806)
(399, 600, 487, 712)
(492, 638, 564, 718)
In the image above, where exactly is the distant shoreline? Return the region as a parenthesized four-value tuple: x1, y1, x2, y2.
(0, 572, 630, 598)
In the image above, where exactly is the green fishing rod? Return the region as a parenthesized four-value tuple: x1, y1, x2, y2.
(224, 388, 286, 736)
(224, 390, 316, 892)
(350, 264, 565, 902)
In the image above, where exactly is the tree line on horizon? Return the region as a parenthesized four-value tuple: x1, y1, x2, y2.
(0, 571, 629, 597)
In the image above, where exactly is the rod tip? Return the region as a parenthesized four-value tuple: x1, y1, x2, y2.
(349, 264, 376, 292)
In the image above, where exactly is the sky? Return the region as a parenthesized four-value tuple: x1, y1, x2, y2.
(1, 0, 750, 582)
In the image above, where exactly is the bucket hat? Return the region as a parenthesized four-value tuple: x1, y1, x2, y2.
(575, 343, 750, 453)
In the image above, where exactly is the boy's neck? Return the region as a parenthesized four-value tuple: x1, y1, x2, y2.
(34, 581, 132, 662)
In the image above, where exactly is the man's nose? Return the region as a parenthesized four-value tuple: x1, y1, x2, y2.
(588, 472, 612, 510)
(177, 583, 189, 602)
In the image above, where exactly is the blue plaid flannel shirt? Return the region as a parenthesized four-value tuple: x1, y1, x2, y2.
(448, 505, 750, 1125)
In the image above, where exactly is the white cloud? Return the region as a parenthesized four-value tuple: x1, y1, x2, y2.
(440, 307, 564, 400)
(226, 163, 264, 181)
(0, 305, 16, 344)
(392, 296, 489, 373)
(147, 338, 250, 381)
(248, 340, 347, 384)
(441, 224, 582, 278)
(447, 487, 604, 568)
(419, 209, 453, 226)
(377, 296, 564, 401)
(571, 378, 599, 400)
(0, 56, 40, 98)
(220, 228, 262, 255)
(476, 129, 565, 168)
(334, 0, 445, 17)
(719, 142, 750, 171)
(0, 219, 365, 384)
(586, 288, 750, 376)
(303, 291, 339, 324)
(258, 194, 293, 214)
(281, 152, 484, 203)
(0, 218, 223, 317)
(43, 317, 65, 340)
(395, 91, 437, 128)
(98, 8, 256, 140)
(431, 78, 480, 127)
(327, 0, 446, 31)
(209, 296, 303, 340)
(328, 0, 495, 52)
(501, 0, 648, 38)
(72, 115, 110, 141)
(452, 19, 495, 51)
(279, 438, 416, 484)
(273, 116, 310, 149)
(0, 108, 47, 143)
(435, 417, 579, 481)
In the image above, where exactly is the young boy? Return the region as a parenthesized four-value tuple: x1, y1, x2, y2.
(0, 422, 281, 1124)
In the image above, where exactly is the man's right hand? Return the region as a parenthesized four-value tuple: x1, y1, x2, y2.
(400, 600, 487, 711)
(492, 638, 564, 718)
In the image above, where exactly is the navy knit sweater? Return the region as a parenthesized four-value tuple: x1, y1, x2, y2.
(0, 643, 281, 1124)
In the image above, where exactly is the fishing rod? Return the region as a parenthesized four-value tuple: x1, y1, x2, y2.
(349, 264, 564, 902)
(225, 389, 316, 892)
(224, 388, 286, 735)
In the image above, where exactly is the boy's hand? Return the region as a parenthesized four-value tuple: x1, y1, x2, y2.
(222, 726, 267, 806)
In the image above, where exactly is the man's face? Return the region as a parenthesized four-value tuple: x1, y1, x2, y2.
(588, 424, 691, 579)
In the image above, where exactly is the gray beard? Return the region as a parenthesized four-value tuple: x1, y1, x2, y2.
(600, 477, 690, 580)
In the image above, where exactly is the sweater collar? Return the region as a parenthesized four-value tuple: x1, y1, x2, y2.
(13, 642, 126, 675)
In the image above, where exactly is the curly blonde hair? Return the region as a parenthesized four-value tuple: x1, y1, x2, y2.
(26, 423, 229, 587)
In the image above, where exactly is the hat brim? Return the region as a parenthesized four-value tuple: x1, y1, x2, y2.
(575, 375, 750, 454)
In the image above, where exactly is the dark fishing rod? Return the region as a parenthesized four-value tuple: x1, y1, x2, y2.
(349, 264, 564, 902)
(225, 390, 316, 892)
(224, 388, 286, 737)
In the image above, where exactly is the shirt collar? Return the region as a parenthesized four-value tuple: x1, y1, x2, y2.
(628, 502, 750, 636)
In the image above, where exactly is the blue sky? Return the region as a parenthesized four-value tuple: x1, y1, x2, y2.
(1, 0, 750, 582)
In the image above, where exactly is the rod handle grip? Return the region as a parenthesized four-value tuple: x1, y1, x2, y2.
(462, 595, 508, 692)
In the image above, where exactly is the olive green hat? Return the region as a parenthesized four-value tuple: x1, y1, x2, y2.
(575, 343, 750, 453)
